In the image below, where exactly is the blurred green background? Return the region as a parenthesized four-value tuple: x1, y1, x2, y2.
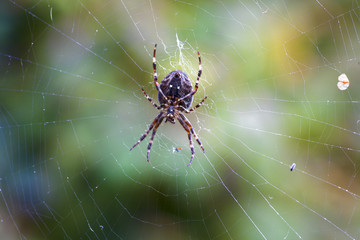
(0, 0, 360, 239)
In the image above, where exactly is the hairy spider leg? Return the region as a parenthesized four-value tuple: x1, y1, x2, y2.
(179, 113, 205, 153)
(130, 112, 163, 151)
(194, 51, 202, 92)
(146, 115, 165, 162)
(141, 88, 161, 109)
(153, 44, 169, 102)
(178, 117, 195, 166)
(178, 51, 202, 102)
(182, 96, 207, 113)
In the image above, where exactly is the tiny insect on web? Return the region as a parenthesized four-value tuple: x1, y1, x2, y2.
(130, 44, 207, 166)
(290, 163, 296, 171)
(173, 147, 182, 153)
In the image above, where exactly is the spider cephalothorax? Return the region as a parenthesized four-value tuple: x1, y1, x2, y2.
(130, 44, 207, 166)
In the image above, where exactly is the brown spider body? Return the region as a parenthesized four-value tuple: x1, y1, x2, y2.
(159, 70, 193, 109)
(130, 44, 207, 166)
(159, 70, 193, 124)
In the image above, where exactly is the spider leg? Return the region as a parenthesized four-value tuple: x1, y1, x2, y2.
(178, 117, 195, 166)
(152, 44, 168, 103)
(141, 88, 161, 109)
(179, 113, 205, 153)
(130, 112, 163, 151)
(194, 51, 202, 94)
(182, 96, 207, 113)
(178, 51, 202, 102)
(146, 115, 164, 162)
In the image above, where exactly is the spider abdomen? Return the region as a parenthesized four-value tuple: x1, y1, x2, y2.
(159, 70, 193, 109)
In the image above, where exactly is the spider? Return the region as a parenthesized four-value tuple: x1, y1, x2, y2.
(130, 44, 207, 166)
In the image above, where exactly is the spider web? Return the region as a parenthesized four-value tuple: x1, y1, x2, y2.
(1, 0, 360, 239)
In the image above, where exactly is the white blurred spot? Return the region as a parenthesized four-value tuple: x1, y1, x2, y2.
(337, 73, 349, 90)
(50, 8, 53, 21)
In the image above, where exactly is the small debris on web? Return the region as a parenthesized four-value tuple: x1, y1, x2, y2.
(290, 163, 296, 171)
(337, 73, 349, 90)
(173, 147, 182, 153)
